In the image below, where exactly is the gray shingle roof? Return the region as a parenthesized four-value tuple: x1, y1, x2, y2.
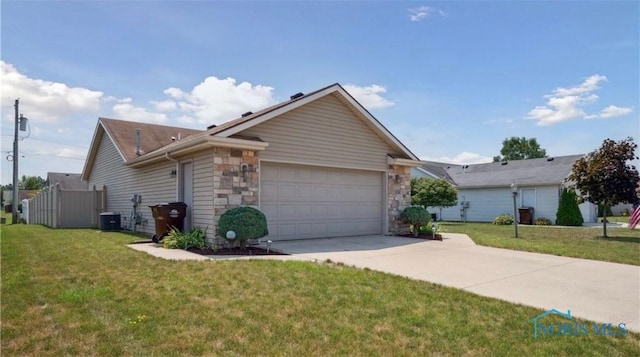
(47, 172, 87, 190)
(419, 154, 584, 188)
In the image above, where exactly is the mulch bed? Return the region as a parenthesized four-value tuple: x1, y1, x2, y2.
(187, 246, 288, 256)
(397, 233, 443, 241)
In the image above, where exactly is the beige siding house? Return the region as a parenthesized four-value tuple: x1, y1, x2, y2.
(82, 83, 421, 241)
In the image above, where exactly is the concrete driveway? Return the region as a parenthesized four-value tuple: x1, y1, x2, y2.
(273, 233, 640, 333)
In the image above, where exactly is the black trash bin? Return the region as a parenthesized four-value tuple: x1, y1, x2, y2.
(149, 202, 187, 242)
(431, 213, 437, 222)
(100, 212, 121, 231)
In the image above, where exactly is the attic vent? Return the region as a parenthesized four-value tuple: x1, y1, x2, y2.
(501, 161, 508, 166)
(207, 124, 217, 130)
(241, 111, 253, 117)
(290, 92, 304, 100)
(546, 157, 555, 161)
(135, 129, 141, 156)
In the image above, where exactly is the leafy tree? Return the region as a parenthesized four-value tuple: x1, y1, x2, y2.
(19, 175, 46, 190)
(410, 177, 458, 220)
(566, 137, 640, 237)
(493, 137, 547, 162)
(556, 188, 584, 226)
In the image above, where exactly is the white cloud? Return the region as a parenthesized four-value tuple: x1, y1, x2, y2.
(598, 105, 633, 119)
(0, 61, 104, 124)
(159, 77, 276, 125)
(424, 152, 493, 165)
(112, 102, 168, 124)
(483, 118, 514, 125)
(552, 74, 606, 97)
(151, 100, 178, 112)
(526, 74, 631, 126)
(343, 84, 395, 109)
(408, 6, 447, 21)
(409, 6, 434, 21)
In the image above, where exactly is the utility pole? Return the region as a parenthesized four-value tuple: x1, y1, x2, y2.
(12, 99, 19, 224)
(12, 99, 27, 224)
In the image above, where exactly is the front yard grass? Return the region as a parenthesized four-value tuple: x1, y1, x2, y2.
(439, 221, 640, 266)
(2, 224, 639, 356)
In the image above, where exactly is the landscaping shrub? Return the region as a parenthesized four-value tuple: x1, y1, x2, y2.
(417, 221, 434, 235)
(162, 226, 209, 250)
(218, 206, 268, 248)
(556, 188, 583, 226)
(400, 206, 431, 237)
(493, 214, 514, 225)
(535, 217, 552, 226)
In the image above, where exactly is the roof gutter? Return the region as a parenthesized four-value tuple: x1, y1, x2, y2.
(387, 156, 425, 167)
(126, 136, 269, 168)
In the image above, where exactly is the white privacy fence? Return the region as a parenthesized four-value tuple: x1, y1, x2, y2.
(27, 184, 105, 228)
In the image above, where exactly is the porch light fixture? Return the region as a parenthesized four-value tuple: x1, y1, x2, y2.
(511, 182, 519, 238)
(395, 174, 401, 184)
(241, 163, 249, 182)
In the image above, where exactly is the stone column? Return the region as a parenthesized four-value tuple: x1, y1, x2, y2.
(387, 165, 412, 235)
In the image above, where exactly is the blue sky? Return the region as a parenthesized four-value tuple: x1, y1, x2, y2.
(1, 1, 638, 185)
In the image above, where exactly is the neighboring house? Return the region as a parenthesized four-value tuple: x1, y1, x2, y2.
(47, 172, 88, 190)
(82, 83, 420, 240)
(411, 155, 598, 223)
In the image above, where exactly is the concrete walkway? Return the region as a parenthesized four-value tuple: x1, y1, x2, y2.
(127, 234, 640, 332)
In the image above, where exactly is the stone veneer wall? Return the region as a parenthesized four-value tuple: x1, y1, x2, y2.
(387, 165, 412, 235)
(213, 148, 259, 237)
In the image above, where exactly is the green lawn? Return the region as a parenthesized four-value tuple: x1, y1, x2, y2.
(439, 220, 640, 266)
(2, 224, 639, 356)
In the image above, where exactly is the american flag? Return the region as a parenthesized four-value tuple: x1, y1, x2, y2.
(630, 205, 640, 230)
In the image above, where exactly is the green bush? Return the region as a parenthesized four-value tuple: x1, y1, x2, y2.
(493, 214, 514, 225)
(162, 226, 209, 250)
(535, 217, 552, 226)
(556, 188, 583, 226)
(400, 206, 431, 237)
(218, 206, 268, 248)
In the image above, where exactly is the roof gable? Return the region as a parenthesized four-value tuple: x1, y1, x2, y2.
(205, 83, 419, 161)
(81, 118, 202, 180)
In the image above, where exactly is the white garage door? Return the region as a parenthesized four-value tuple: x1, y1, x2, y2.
(261, 162, 383, 241)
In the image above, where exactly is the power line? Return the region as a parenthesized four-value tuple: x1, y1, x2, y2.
(0, 134, 89, 149)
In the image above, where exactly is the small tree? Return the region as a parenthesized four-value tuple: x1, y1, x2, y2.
(493, 137, 547, 162)
(400, 206, 430, 237)
(218, 207, 269, 249)
(411, 178, 457, 220)
(566, 137, 640, 237)
(19, 175, 46, 190)
(556, 188, 584, 226)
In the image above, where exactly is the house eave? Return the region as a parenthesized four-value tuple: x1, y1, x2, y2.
(455, 182, 565, 190)
(387, 156, 425, 167)
(126, 136, 269, 168)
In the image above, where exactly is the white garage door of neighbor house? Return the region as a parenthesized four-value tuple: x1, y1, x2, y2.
(261, 162, 383, 241)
